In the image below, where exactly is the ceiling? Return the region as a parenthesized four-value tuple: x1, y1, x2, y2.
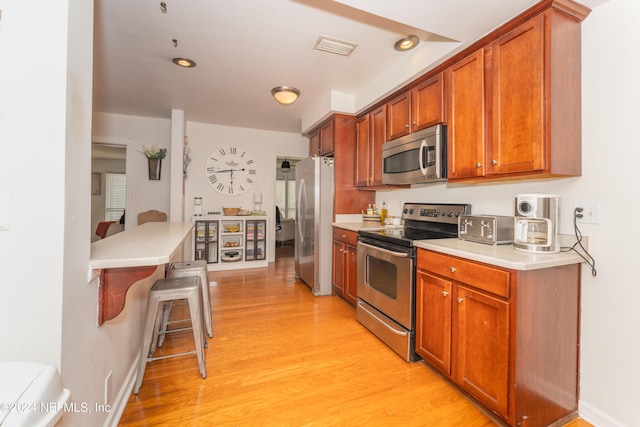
(93, 0, 604, 135)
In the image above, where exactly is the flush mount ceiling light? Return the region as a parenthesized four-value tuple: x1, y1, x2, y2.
(394, 35, 420, 52)
(172, 57, 196, 68)
(271, 86, 300, 105)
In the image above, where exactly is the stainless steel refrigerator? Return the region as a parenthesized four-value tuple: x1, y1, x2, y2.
(295, 156, 334, 296)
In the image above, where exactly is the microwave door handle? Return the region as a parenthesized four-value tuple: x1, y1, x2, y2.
(419, 139, 428, 176)
(358, 241, 409, 258)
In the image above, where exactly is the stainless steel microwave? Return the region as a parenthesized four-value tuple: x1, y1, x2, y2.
(381, 124, 447, 185)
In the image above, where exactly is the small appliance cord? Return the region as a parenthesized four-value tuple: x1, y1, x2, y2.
(560, 207, 597, 277)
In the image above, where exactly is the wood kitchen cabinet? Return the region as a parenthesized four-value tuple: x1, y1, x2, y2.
(355, 105, 386, 188)
(411, 73, 445, 132)
(447, 3, 588, 182)
(308, 119, 334, 156)
(307, 114, 375, 215)
(386, 91, 411, 140)
(386, 73, 445, 141)
(332, 227, 358, 306)
(416, 248, 581, 427)
(445, 49, 486, 180)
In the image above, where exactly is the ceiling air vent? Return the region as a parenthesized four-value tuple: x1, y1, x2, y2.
(313, 36, 357, 56)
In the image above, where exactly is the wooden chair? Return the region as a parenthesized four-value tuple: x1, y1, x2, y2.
(137, 210, 167, 225)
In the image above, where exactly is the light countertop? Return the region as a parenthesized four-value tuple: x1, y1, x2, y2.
(90, 222, 194, 269)
(333, 222, 586, 271)
(413, 238, 586, 271)
(333, 222, 382, 232)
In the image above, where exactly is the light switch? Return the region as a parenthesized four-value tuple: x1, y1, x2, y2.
(0, 192, 10, 230)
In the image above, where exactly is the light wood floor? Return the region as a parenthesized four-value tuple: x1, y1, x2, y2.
(119, 249, 593, 426)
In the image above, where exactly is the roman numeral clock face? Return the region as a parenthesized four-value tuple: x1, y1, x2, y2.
(205, 146, 257, 195)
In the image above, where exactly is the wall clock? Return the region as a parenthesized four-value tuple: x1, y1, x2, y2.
(204, 146, 257, 195)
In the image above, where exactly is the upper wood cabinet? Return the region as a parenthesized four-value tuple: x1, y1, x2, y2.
(387, 73, 445, 141)
(307, 114, 375, 215)
(447, 4, 586, 182)
(412, 73, 445, 132)
(386, 92, 411, 140)
(446, 50, 486, 180)
(309, 120, 335, 156)
(355, 105, 386, 188)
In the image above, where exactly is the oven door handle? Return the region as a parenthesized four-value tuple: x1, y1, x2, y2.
(357, 241, 409, 258)
(357, 301, 409, 338)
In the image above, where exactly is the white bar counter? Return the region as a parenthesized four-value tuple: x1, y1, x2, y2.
(90, 222, 194, 269)
(90, 222, 194, 325)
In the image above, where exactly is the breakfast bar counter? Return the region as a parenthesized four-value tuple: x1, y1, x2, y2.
(90, 222, 194, 325)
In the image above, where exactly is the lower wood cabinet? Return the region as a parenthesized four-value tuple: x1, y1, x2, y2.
(416, 248, 580, 427)
(332, 227, 358, 306)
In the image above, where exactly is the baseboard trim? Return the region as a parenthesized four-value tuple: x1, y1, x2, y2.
(579, 400, 626, 427)
(103, 356, 139, 427)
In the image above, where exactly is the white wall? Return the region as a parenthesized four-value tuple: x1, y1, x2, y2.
(183, 122, 308, 261)
(373, 1, 639, 425)
(0, 0, 70, 366)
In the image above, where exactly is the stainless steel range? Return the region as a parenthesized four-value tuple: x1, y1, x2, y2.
(356, 202, 471, 362)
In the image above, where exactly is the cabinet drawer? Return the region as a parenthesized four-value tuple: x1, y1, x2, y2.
(333, 227, 358, 246)
(417, 249, 510, 298)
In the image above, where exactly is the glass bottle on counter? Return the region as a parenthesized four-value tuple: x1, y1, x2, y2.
(380, 201, 388, 225)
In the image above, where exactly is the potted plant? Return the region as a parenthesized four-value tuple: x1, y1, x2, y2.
(140, 145, 167, 180)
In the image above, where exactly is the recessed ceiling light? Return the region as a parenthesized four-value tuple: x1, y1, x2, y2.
(394, 35, 420, 52)
(172, 57, 196, 68)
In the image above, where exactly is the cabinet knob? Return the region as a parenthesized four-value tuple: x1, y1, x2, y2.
(341, 234, 346, 238)
(442, 291, 449, 297)
(450, 266, 456, 273)
(491, 159, 498, 165)
(476, 162, 482, 168)
(457, 297, 464, 303)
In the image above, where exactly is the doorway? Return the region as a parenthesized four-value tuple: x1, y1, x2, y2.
(275, 157, 299, 258)
(91, 142, 128, 241)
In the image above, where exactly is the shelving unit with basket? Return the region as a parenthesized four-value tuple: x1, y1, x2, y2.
(220, 220, 244, 263)
(193, 216, 269, 271)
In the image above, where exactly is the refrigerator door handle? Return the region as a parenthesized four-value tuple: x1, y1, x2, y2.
(296, 178, 306, 244)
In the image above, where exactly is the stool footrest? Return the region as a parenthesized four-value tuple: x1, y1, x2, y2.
(148, 350, 197, 362)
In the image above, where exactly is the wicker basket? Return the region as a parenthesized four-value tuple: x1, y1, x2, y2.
(222, 207, 241, 216)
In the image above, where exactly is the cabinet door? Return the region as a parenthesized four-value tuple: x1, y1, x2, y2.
(416, 270, 452, 375)
(355, 114, 371, 187)
(412, 73, 444, 131)
(309, 131, 320, 156)
(344, 244, 358, 306)
(446, 49, 486, 180)
(370, 105, 386, 187)
(332, 240, 345, 294)
(490, 15, 545, 175)
(454, 285, 509, 417)
(387, 91, 411, 140)
(320, 120, 335, 155)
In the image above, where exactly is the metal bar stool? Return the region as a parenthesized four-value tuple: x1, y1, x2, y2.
(133, 276, 206, 394)
(166, 260, 213, 339)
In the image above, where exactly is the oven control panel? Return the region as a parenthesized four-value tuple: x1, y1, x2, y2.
(402, 203, 471, 224)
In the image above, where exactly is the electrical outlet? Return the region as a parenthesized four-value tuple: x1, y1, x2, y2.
(575, 203, 600, 224)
